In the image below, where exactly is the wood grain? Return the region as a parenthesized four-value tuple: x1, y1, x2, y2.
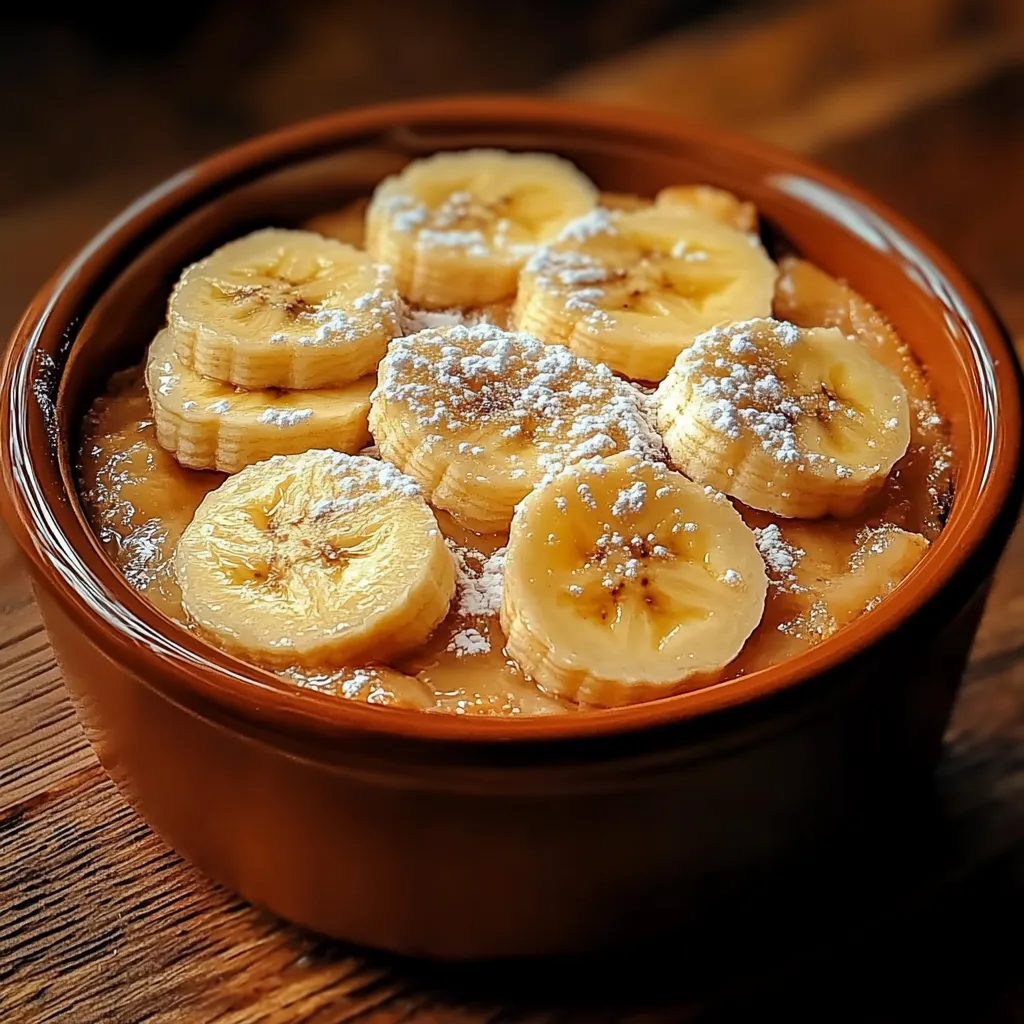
(2, 1, 1024, 1020)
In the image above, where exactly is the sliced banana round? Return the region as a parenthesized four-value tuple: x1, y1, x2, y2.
(174, 450, 456, 669)
(513, 206, 776, 382)
(655, 184, 758, 234)
(366, 149, 597, 310)
(146, 329, 373, 474)
(655, 318, 911, 519)
(369, 324, 662, 533)
(773, 255, 953, 537)
(823, 525, 929, 624)
(501, 453, 768, 707)
(168, 228, 401, 390)
(735, 520, 929, 674)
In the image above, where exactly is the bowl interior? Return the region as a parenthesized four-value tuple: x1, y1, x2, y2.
(6, 98, 1020, 744)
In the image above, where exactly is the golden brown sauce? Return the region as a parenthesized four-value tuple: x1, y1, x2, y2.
(77, 259, 953, 714)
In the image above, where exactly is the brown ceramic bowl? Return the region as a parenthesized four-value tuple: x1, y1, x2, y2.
(2, 97, 1021, 960)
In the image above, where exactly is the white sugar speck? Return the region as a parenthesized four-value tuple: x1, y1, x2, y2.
(278, 450, 423, 520)
(577, 483, 597, 509)
(258, 408, 313, 428)
(447, 627, 490, 657)
(611, 481, 647, 517)
(658, 318, 874, 476)
(753, 523, 805, 584)
(448, 542, 506, 618)
(375, 324, 662, 490)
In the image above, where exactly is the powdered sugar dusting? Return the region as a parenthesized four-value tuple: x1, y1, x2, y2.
(441, 541, 507, 658)
(378, 192, 490, 258)
(611, 480, 647, 517)
(278, 449, 422, 519)
(544, 458, 729, 598)
(375, 324, 662, 484)
(552, 459, 729, 597)
(523, 246, 613, 327)
(340, 669, 380, 699)
(404, 308, 468, 332)
(753, 522, 805, 586)
(403, 303, 509, 334)
(520, 208, 623, 327)
(658, 318, 858, 477)
(370, 150, 595, 265)
(176, 232, 401, 350)
(448, 541, 506, 619)
(447, 627, 490, 657)
(557, 207, 618, 243)
(264, 267, 400, 348)
(522, 206, 763, 335)
(258, 407, 313, 428)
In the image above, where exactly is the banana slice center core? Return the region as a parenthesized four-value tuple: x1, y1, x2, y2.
(567, 526, 718, 646)
(428, 189, 516, 236)
(209, 257, 333, 324)
(528, 212, 750, 321)
(203, 490, 386, 601)
(617, 248, 737, 312)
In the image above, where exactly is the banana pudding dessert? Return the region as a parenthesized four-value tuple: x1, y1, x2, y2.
(78, 148, 953, 716)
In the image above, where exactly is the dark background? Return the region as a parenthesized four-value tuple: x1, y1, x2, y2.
(0, 0, 749, 332)
(2, 0, 1021, 338)
(0, 1, 729, 213)
(2, 0, 1021, 335)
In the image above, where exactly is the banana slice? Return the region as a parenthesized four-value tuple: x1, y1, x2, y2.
(735, 520, 928, 673)
(174, 450, 455, 669)
(824, 525, 929, 623)
(501, 454, 767, 707)
(369, 323, 662, 533)
(513, 206, 776, 382)
(655, 318, 911, 518)
(774, 256, 953, 538)
(655, 184, 758, 234)
(168, 228, 401, 390)
(366, 149, 597, 309)
(774, 257, 927, 394)
(146, 329, 373, 473)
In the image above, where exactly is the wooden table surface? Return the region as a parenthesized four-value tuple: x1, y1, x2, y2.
(2, 2, 1024, 1020)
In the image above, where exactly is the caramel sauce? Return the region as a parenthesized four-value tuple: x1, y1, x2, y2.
(77, 261, 953, 715)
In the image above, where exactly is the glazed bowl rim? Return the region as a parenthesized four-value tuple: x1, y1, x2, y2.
(2, 94, 1021, 746)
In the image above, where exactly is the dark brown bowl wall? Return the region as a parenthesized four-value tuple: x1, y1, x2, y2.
(35, 581, 992, 958)
(3, 98, 1022, 959)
